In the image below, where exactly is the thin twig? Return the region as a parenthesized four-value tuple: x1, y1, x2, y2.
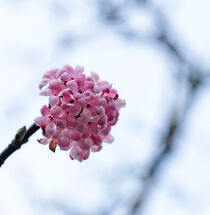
(0, 123, 40, 168)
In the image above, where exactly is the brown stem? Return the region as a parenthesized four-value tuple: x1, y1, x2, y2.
(0, 123, 40, 168)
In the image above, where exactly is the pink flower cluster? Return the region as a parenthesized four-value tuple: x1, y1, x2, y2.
(35, 65, 125, 162)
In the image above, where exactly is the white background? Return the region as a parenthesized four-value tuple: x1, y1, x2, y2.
(0, 0, 210, 214)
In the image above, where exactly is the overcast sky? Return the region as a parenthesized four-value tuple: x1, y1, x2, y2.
(0, 0, 210, 215)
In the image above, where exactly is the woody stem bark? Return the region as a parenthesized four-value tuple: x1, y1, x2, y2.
(0, 123, 40, 168)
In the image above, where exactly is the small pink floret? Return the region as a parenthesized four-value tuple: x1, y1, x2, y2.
(35, 65, 125, 162)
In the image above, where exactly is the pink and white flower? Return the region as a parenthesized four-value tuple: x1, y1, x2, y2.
(35, 65, 125, 162)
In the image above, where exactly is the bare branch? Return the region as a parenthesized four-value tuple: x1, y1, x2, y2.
(0, 123, 40, 168)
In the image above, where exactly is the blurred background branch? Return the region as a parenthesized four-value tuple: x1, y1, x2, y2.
(96, 0, 210, 214)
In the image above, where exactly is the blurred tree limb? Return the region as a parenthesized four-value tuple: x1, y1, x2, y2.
(96, 0, 210, 214)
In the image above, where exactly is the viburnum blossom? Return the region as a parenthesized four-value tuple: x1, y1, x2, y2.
(35, 65, 125, 162)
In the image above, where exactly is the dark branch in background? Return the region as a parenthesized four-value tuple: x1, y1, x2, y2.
(0, 123, 39, 168)
(96, 0, 209, 214)
(130, 2, 205, 214)
(130, 73, 202, 214)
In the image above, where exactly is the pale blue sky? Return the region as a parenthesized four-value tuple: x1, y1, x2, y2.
(0, 1, 209, 215)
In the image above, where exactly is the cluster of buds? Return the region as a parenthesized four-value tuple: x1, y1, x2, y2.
(35, 65, 125, 162)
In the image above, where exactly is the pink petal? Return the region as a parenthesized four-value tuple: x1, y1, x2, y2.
(81, 108, 91, 120)
(98, 114, 107, 127)
(43, 69, 58, 79)
(97, 81, 111, 91)
(116, 98, 126, 109)
(58, 139, 71, 151)
(39, 78, 49, 89)
(69, 145, 82, 161)
(49, 96, 59, 107)
(103, 134, 114, 143)
(70, 130, 81, 141)
(102, 126, 111, 136)
(74, 66, 84, 74)
(60, 73, 71, 82)
(78, 140, 90, 150)
(93, 97, 106, 106)
(50, 106, 62, 117)
(54, 118, 67, 128)
(45, 123, 54, 136)
(56, 68, 66, 78)
(82, 129, 90, 138)
(81, 149, 90, 161)
(49, 79, 60, 90)
(73, 92, 83, 100)
(82, 81, 94, 91)
(83, 90, 95, 100)
(77, 98, 87, 107)
(95, 107, 105, 115)
(93, 86, 101, 94)
(40, 105, 50, 116)
(40, 88, 51, 96)
(63, 65, 74, 75)
(66, 80, 78, 92)
(74, 74, 85, 88)
(34, 116, 46, 127)
(90, 71, 99, 82)
(68, 104, 81, 115)
(91, 144, 102, 152)
(90, 115, 100, 122)
(67, 116, 77, 128)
